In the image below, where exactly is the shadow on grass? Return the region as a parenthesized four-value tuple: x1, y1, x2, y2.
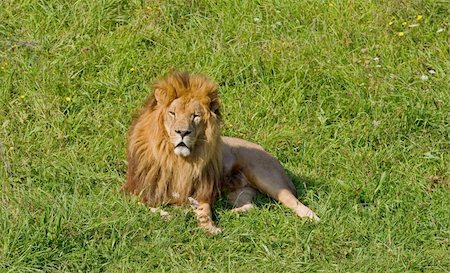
(286, 169, 327, 199)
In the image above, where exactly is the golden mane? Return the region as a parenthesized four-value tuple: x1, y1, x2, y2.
(122, 72, 222, 206)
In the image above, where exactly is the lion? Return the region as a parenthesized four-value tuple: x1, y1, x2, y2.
(122, 71, 320, 234)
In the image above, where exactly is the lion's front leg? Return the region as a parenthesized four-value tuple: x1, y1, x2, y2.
(188, 197, 222, 234)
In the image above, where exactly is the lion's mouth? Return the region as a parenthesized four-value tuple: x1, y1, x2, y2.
(174, 142, 191, 157)
(176, 142, 188, 148)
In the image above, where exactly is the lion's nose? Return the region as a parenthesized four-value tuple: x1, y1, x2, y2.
(175, 130, 192, 138)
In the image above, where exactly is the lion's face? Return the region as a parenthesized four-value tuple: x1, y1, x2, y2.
(164, 97, 207, 157)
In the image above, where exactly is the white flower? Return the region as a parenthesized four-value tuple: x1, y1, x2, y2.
(254, 17, 260, 23)
(428, 69, 436, 74)
(420, 75, 429, 81)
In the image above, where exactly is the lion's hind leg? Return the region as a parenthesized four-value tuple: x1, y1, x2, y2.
(226, 170, 257, 213)
(240, 149, 320, 221)
(228, 186, 257, 213)
(247, 166, 320, 221)
(276, 189, 320, 221)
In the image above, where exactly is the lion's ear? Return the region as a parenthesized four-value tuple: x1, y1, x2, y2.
(209, 90, 221, 114)
(154, 88, 166, 105)
(154, 86, 176, 106)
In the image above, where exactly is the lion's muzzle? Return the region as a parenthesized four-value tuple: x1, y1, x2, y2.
(173, 128, 194, 157)
(174, 142, 191, 157)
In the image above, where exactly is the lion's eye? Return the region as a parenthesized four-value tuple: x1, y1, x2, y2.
(192, 113, 200, 120)
(169, 111, 175, 117)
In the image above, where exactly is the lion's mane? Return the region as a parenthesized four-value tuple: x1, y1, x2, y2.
(122, 72, 222, 206)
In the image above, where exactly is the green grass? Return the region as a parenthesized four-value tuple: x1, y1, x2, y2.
(1, 0, 449, 272)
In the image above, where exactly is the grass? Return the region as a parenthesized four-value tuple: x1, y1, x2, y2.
(1, 0, 449, 272)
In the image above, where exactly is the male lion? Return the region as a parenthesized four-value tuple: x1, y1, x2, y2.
(123, 71, 319, 234)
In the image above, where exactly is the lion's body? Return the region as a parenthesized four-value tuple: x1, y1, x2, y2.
(123, 72, 319, 233)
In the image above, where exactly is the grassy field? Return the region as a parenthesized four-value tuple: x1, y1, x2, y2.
(1, 0, 449, 272)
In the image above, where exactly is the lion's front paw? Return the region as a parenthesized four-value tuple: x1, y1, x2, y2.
(150, 207, 173, 221)
(204, 224, 222, 235)
(159, 210, 174, 221)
